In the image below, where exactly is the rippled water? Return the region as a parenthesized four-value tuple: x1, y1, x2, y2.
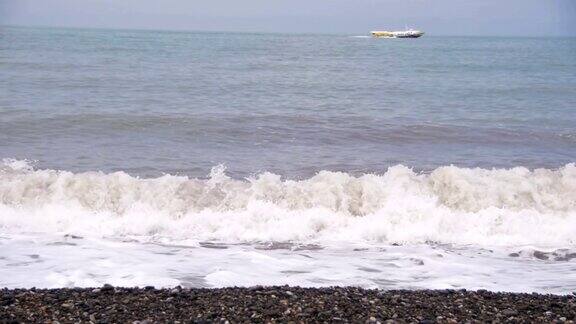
(2, 26, 575, 177)
(1, 26, 575, 292)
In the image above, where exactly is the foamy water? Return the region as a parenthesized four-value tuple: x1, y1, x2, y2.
(1, 160, 575, 293)
(2, 159, 576, 245)
(3, 234, 576, 293)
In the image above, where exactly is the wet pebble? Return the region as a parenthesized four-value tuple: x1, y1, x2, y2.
(0, 286, 574, 323)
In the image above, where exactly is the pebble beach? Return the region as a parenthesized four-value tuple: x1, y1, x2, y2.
(2, 286, 575, 323)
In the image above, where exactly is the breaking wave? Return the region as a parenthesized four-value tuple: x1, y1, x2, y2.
(1, 159, 575, 247)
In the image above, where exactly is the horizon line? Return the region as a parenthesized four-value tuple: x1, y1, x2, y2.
(2, 23, 575, 38)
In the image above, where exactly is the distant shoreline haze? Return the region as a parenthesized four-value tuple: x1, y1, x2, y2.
(0, 0, 575, 37)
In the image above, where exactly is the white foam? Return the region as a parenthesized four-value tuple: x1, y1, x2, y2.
(1, 160, 575, 247)
(2, 235, 574, 293)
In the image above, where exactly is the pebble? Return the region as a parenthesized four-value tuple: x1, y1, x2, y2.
(0, 286, 574, 322)
(502, 308, 518, 316)
(101, 284, 114, 292)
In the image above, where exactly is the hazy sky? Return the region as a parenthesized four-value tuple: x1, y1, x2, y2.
(1, 0, 575, 36)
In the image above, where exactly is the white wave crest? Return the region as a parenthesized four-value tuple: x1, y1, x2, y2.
(1, 159, 575, 247)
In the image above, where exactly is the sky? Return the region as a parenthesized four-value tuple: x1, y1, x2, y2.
(0, 0, 575, 36)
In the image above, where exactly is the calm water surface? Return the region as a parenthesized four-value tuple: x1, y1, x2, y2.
(2, 26, 575, 177)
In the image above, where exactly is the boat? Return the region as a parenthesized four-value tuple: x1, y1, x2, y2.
(371, 28, 424, 38)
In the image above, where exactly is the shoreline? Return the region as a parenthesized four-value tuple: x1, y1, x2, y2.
(1, 286, 575, 323)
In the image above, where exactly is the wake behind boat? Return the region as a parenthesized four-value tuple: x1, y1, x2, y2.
(371, 28, 424, 38)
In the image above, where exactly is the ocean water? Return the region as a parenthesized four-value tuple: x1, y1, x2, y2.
(1, 26, 576, 293)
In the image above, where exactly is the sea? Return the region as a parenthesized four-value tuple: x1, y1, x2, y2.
(1, 26, 576, 293)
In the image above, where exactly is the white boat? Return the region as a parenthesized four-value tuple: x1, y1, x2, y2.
(371, 29, 424, 38)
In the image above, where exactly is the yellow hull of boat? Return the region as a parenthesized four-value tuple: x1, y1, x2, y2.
(371, 31, 394, 38)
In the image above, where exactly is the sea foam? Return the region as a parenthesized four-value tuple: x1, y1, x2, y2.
(1, 159, 575, 247)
